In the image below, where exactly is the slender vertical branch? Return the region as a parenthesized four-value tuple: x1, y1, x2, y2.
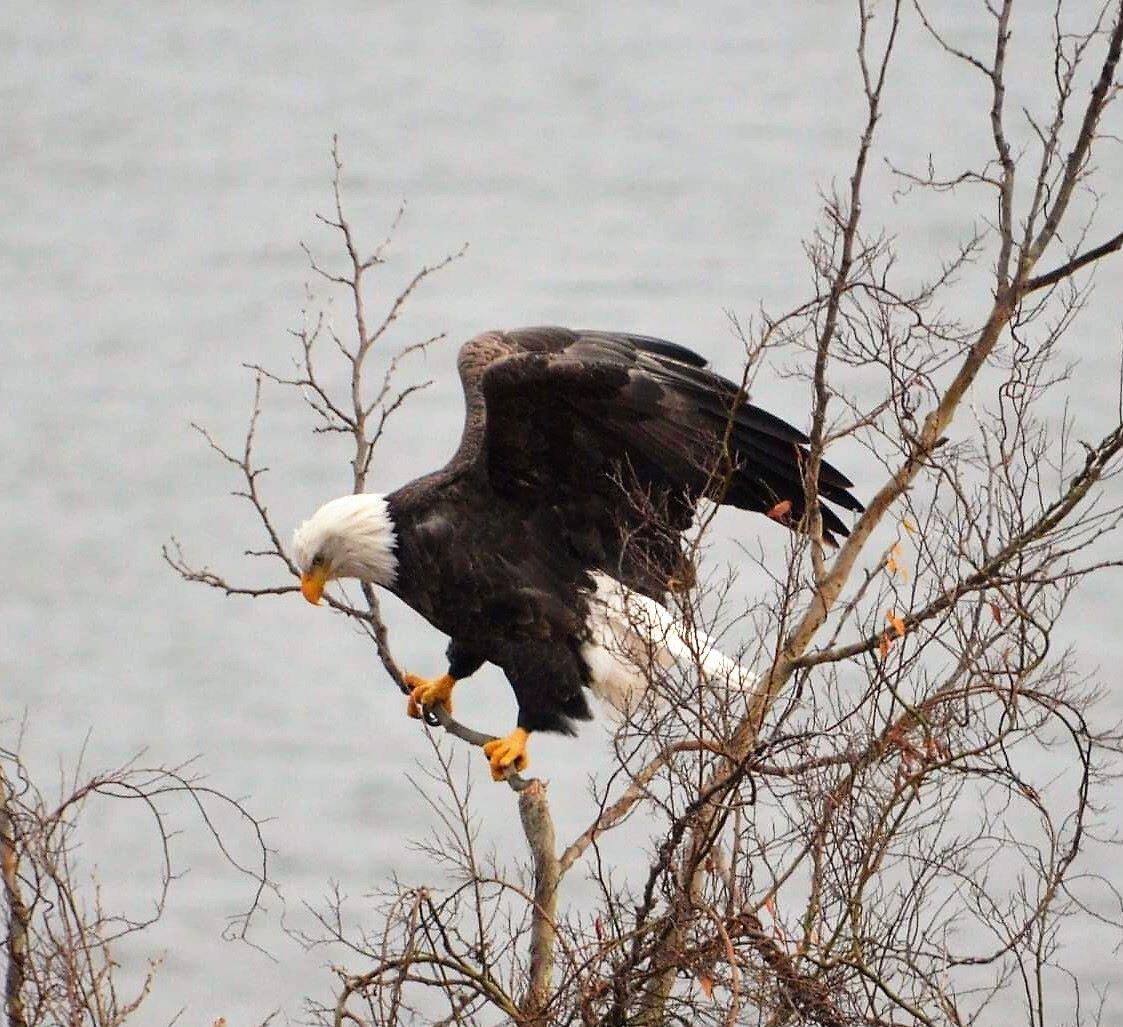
(0, 768, 29, 1027)
(518, 781, 559, 1025)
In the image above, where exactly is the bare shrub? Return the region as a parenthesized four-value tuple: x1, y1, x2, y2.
(1, 742, 268, 1026)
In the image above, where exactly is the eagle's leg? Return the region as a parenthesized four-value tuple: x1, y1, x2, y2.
(482, 728, 530, 781)
(405, 672, 457, 719)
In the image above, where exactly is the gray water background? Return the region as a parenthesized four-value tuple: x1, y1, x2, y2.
(4, 3, 1123, 1022)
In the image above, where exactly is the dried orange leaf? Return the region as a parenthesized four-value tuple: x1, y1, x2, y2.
(699, 974, 714, 999)
(766, 499, 793, 520)
(886, 609, 906, 637)
(878, 633, 892, 659)
(902, 518, 917, 534)
(989, 601, 1003, 624)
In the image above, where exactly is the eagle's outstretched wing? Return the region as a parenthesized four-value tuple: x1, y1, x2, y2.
(453, 327, 862, 596)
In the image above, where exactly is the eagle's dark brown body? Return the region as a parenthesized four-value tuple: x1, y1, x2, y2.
(382, 327, 863, 735)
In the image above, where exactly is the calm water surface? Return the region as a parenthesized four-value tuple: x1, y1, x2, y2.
(4, 3, 1122, 1022)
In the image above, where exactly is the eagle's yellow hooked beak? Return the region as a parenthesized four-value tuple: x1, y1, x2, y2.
(300, 565, 330, 605)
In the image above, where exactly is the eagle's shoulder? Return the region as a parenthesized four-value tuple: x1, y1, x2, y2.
(457, 330, 517, 391)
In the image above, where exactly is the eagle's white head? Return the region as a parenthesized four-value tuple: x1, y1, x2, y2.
(291, 493, 398, 604)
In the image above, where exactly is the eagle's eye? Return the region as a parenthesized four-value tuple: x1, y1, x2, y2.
(311, 553, 325, 569)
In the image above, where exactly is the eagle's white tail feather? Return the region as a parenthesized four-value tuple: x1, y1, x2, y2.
(580, 572, 751, 714)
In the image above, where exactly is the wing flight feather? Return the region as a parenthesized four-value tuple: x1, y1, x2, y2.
(451, 327, 862, 595)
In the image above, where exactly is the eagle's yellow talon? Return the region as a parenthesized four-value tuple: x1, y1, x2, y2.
(405, 672, 456, 719)
(482, 728, 530, 781)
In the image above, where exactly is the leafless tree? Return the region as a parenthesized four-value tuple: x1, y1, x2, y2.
(1, 740, 269, 1027)
(168, 2, 1123, 1024)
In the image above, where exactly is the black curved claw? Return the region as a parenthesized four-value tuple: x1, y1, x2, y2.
(423, 707, 441, 727)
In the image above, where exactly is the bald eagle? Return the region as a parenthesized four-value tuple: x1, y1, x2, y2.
(292, 327, 861, 780)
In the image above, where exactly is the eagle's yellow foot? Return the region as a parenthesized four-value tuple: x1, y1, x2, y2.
(483, 728, 530, 781)
(405, 672, 456, 719)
